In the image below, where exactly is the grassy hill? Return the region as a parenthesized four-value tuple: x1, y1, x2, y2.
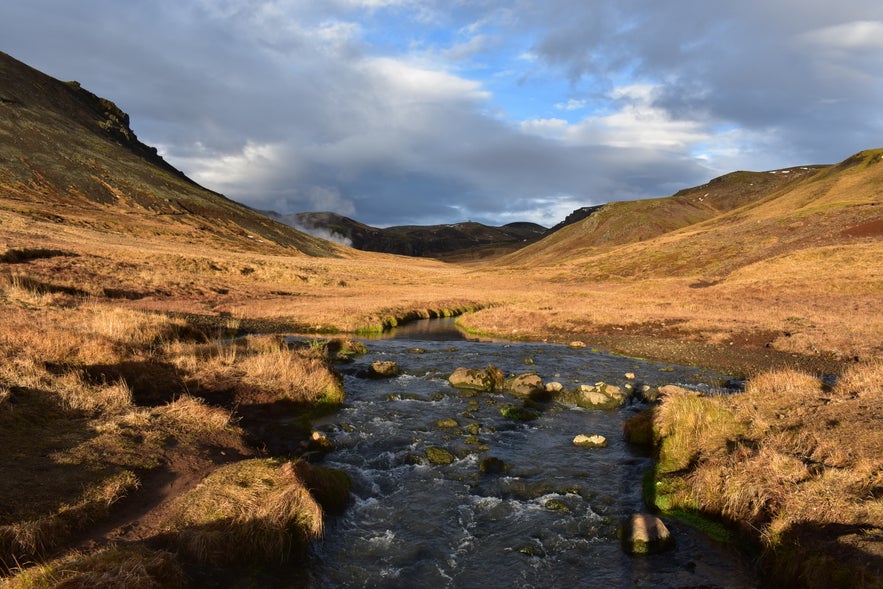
(0, 51, 339, 257)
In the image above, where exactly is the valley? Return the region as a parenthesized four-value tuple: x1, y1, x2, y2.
(1, 50, 881, 587)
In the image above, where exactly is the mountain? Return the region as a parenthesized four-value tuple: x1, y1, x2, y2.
(0, 51, 340, 257)
(502, 151, 882, 279)
(269, 211, 547, 260)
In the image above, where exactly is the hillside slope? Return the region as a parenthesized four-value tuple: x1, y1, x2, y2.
(0, 51, 339, 257)
(560, 150, 883, 281)
(504, 165, 827, 267)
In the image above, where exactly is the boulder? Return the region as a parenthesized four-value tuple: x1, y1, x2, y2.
(619, 513, 674, 555)
(625, 372, 636, 380)
(436, 418, 459, 429)
(573, 434, 607, 448)
(506, 373, 549, 401)
(568, 341, 587, 348)
(368, 360, 400, 378)
(448, 365, 504, 392)
(554, 382, 626, 410)
(425, 447, 455, 465)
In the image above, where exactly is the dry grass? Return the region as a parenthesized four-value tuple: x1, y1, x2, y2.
(1, 546, 185, 589)
(159, 459, 323, 564)
(0, 269, 350, 582)
(649, 361, 883, 587)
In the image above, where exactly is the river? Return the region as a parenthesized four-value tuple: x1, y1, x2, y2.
(305, 319, 758, 588)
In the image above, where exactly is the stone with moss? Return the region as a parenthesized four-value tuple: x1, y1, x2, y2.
(544, 498, 570, 511)
(425, 446, 455, 465)
(436, 417, 459, 429)
(448, 365, 504, 392)
(368, 360, 400, 378)
(500, 404, 540, 422)
(554, 382, 626, 410)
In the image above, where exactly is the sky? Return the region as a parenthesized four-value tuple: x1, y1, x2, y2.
(2, 1, 882, 227)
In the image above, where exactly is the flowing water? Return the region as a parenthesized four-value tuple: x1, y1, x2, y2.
(305, 320, 757, 588)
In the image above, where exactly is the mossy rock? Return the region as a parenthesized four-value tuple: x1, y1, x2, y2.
(436, 418, 459, 429)
(425, 447, 455, 465)
(544, 499, 570, 511)
(500, 405, 540, 422)
(448, 365, 504, 392)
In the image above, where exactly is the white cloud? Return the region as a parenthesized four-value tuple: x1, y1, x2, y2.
(799, 20, 883, 51)
(555, 99, 587, 111)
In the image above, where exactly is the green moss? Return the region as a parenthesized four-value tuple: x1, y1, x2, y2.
(425, 447, 455, 465)
(500, 405, 540, 422)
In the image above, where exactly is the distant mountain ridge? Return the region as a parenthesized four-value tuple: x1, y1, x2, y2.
(267, 211, 547, 260)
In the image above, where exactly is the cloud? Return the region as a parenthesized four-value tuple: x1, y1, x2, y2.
(1, 0, 880, 227)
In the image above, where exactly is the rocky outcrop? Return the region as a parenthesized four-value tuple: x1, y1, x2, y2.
(619, 513, 674, 555)
(448, 365, 504, 392)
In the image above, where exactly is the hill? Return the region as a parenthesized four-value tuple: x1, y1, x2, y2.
(505, 151, 882, 280)
(0, 51, 339, 257)
(271, 211, 546, 260)
(503, 164, 828, 267)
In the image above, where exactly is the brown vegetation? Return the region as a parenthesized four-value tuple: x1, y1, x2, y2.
(635, 361, 883, 588)
(0, 277, 349, 585)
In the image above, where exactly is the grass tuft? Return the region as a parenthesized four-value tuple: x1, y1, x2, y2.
(159, 459, 324, 565)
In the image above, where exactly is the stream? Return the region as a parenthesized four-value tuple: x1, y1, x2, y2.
(305, 319, 758, 588)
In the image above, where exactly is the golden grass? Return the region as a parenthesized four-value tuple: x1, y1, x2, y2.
(649, 361, 883, 587)
(0, 270, 350, 580)
(159, 459, 323, 564)
(1, 546, 185, 589)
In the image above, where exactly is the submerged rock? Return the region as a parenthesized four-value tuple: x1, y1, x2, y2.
(500, 404, 540, 422)
(479, 456, 509, 474)
(619, 513, 674, 555)
(436, 418, 459, 429)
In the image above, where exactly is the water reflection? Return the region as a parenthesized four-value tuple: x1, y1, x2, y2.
(363, 317, 471, 341)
